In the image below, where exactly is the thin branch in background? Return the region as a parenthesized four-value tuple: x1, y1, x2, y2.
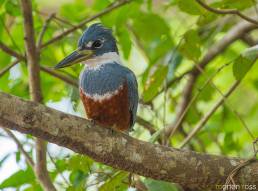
(3, 128, 35, 167)
(0, 16, 22, 53)
(150, 69, 192, 103)
(253, 138, 258, 156)
(195, 0, 258, 26)
(0, 42, 24, 60)
(20, 0, 56, 190)
(195, 65, 255, 140)
(179, 81, 240, 148)
(47, 151, 70, 187)
(0, 59, 20, 78)
(136, 117, 156, 135)
(165, 61, 232, 143)
(41, 0, 132, 48)
(164, 21, 257, 142)
(0, 40, 78, 87)
(36, 10, 75, 27)
(161, 78, 168, 144)
(37, 13, 55, 48)
(40, 66, 78, 87)
(126, 24, 149, 62)
(251, 0, 258, 18)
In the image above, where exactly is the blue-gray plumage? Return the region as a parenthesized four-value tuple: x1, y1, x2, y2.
(55, 23, 138, 132)
(78, 23, 118, 56)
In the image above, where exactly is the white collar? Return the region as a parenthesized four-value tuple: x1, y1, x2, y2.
(83, 52, 121, 69)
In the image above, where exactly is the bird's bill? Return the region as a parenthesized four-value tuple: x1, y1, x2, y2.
(54, 49, 94, 69)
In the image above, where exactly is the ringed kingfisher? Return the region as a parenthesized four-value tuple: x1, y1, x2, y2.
(55, 23, 138, 132)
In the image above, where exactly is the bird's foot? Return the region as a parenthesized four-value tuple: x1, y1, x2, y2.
(88, 119, 96, 127)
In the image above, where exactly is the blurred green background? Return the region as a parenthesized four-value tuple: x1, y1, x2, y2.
(0, 0, 257, 190)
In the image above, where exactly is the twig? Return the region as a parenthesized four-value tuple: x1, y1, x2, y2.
(40, 66, 78, 87)
(180, 81, 240, 148)
(0, 16, 22, 53)
(20, 0, 56, 190)
(0, 42, 24, 59)
(195, 0, 258, 26)
(41, 0, 132, 48)
(0, 41, 78, 87)
(0, 59, 20, 78)
(136, 116, 156, 134)
(37, 13, 55, 48)
(3, 128, 35, 167)
(165, 61, 232, 142)
(164, 21, 257, 140)
(36, 10, 75, 27)
(194, 64, 255, 141)
(47, 151, 70, 187)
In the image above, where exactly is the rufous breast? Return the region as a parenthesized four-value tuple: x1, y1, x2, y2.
(80, 83, 131, 132)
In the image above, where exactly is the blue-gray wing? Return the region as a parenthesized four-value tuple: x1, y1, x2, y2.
(125, 70, 138, 129)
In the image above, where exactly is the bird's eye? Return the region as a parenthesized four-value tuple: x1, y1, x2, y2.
(92, 40, 103, 48)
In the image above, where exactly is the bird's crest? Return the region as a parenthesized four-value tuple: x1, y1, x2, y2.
(78, 23, 114, 46)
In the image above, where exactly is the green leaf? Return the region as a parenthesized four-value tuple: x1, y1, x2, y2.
(23, 183, 43, 191)
(142, 65, 168, 102)
(166, 50, 182, 80)
(178, 0, 205, 15)
(132, 12, 174, 63)
(68, 155, 93, 173)
(60, 0, 90, 22)
(233, 45, 258, 80)
(144, 179, 179, 191)
(0, 167, 35, 189)
(15, 151, 21, 163)
(179, 29, 201, 61)
(99, 171, 128, 191)
(214, 0, 253, 10)
(116, 27, 132, 59)
(69, 170, 87, 188)
(5, 0, 20, 16)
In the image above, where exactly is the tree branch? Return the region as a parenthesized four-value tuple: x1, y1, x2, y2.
(0, 92, 257, 189)
(195, 0, 258, 26)
(41, 0, 132, 48)
(0, 59, 20, 78)
(3, 128, 35, 167)
(179, 81, 240, 148)
(20, 0, 56, 190)
(0, 42, 23, 59)
(165, 21, 258, 140)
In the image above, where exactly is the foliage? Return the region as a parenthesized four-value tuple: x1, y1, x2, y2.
(0, 0, 257, 190)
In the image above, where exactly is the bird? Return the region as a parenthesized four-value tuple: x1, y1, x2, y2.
(54, 23, 138, 132)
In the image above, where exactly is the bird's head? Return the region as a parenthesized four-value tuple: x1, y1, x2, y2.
(54, 23, 118, 69)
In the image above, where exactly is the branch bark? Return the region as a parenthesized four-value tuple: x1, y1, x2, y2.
(0, 92, 257, 190)
(20, 1, 56, 190)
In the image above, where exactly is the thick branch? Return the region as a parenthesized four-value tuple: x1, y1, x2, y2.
(0, 92, 257, 189)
